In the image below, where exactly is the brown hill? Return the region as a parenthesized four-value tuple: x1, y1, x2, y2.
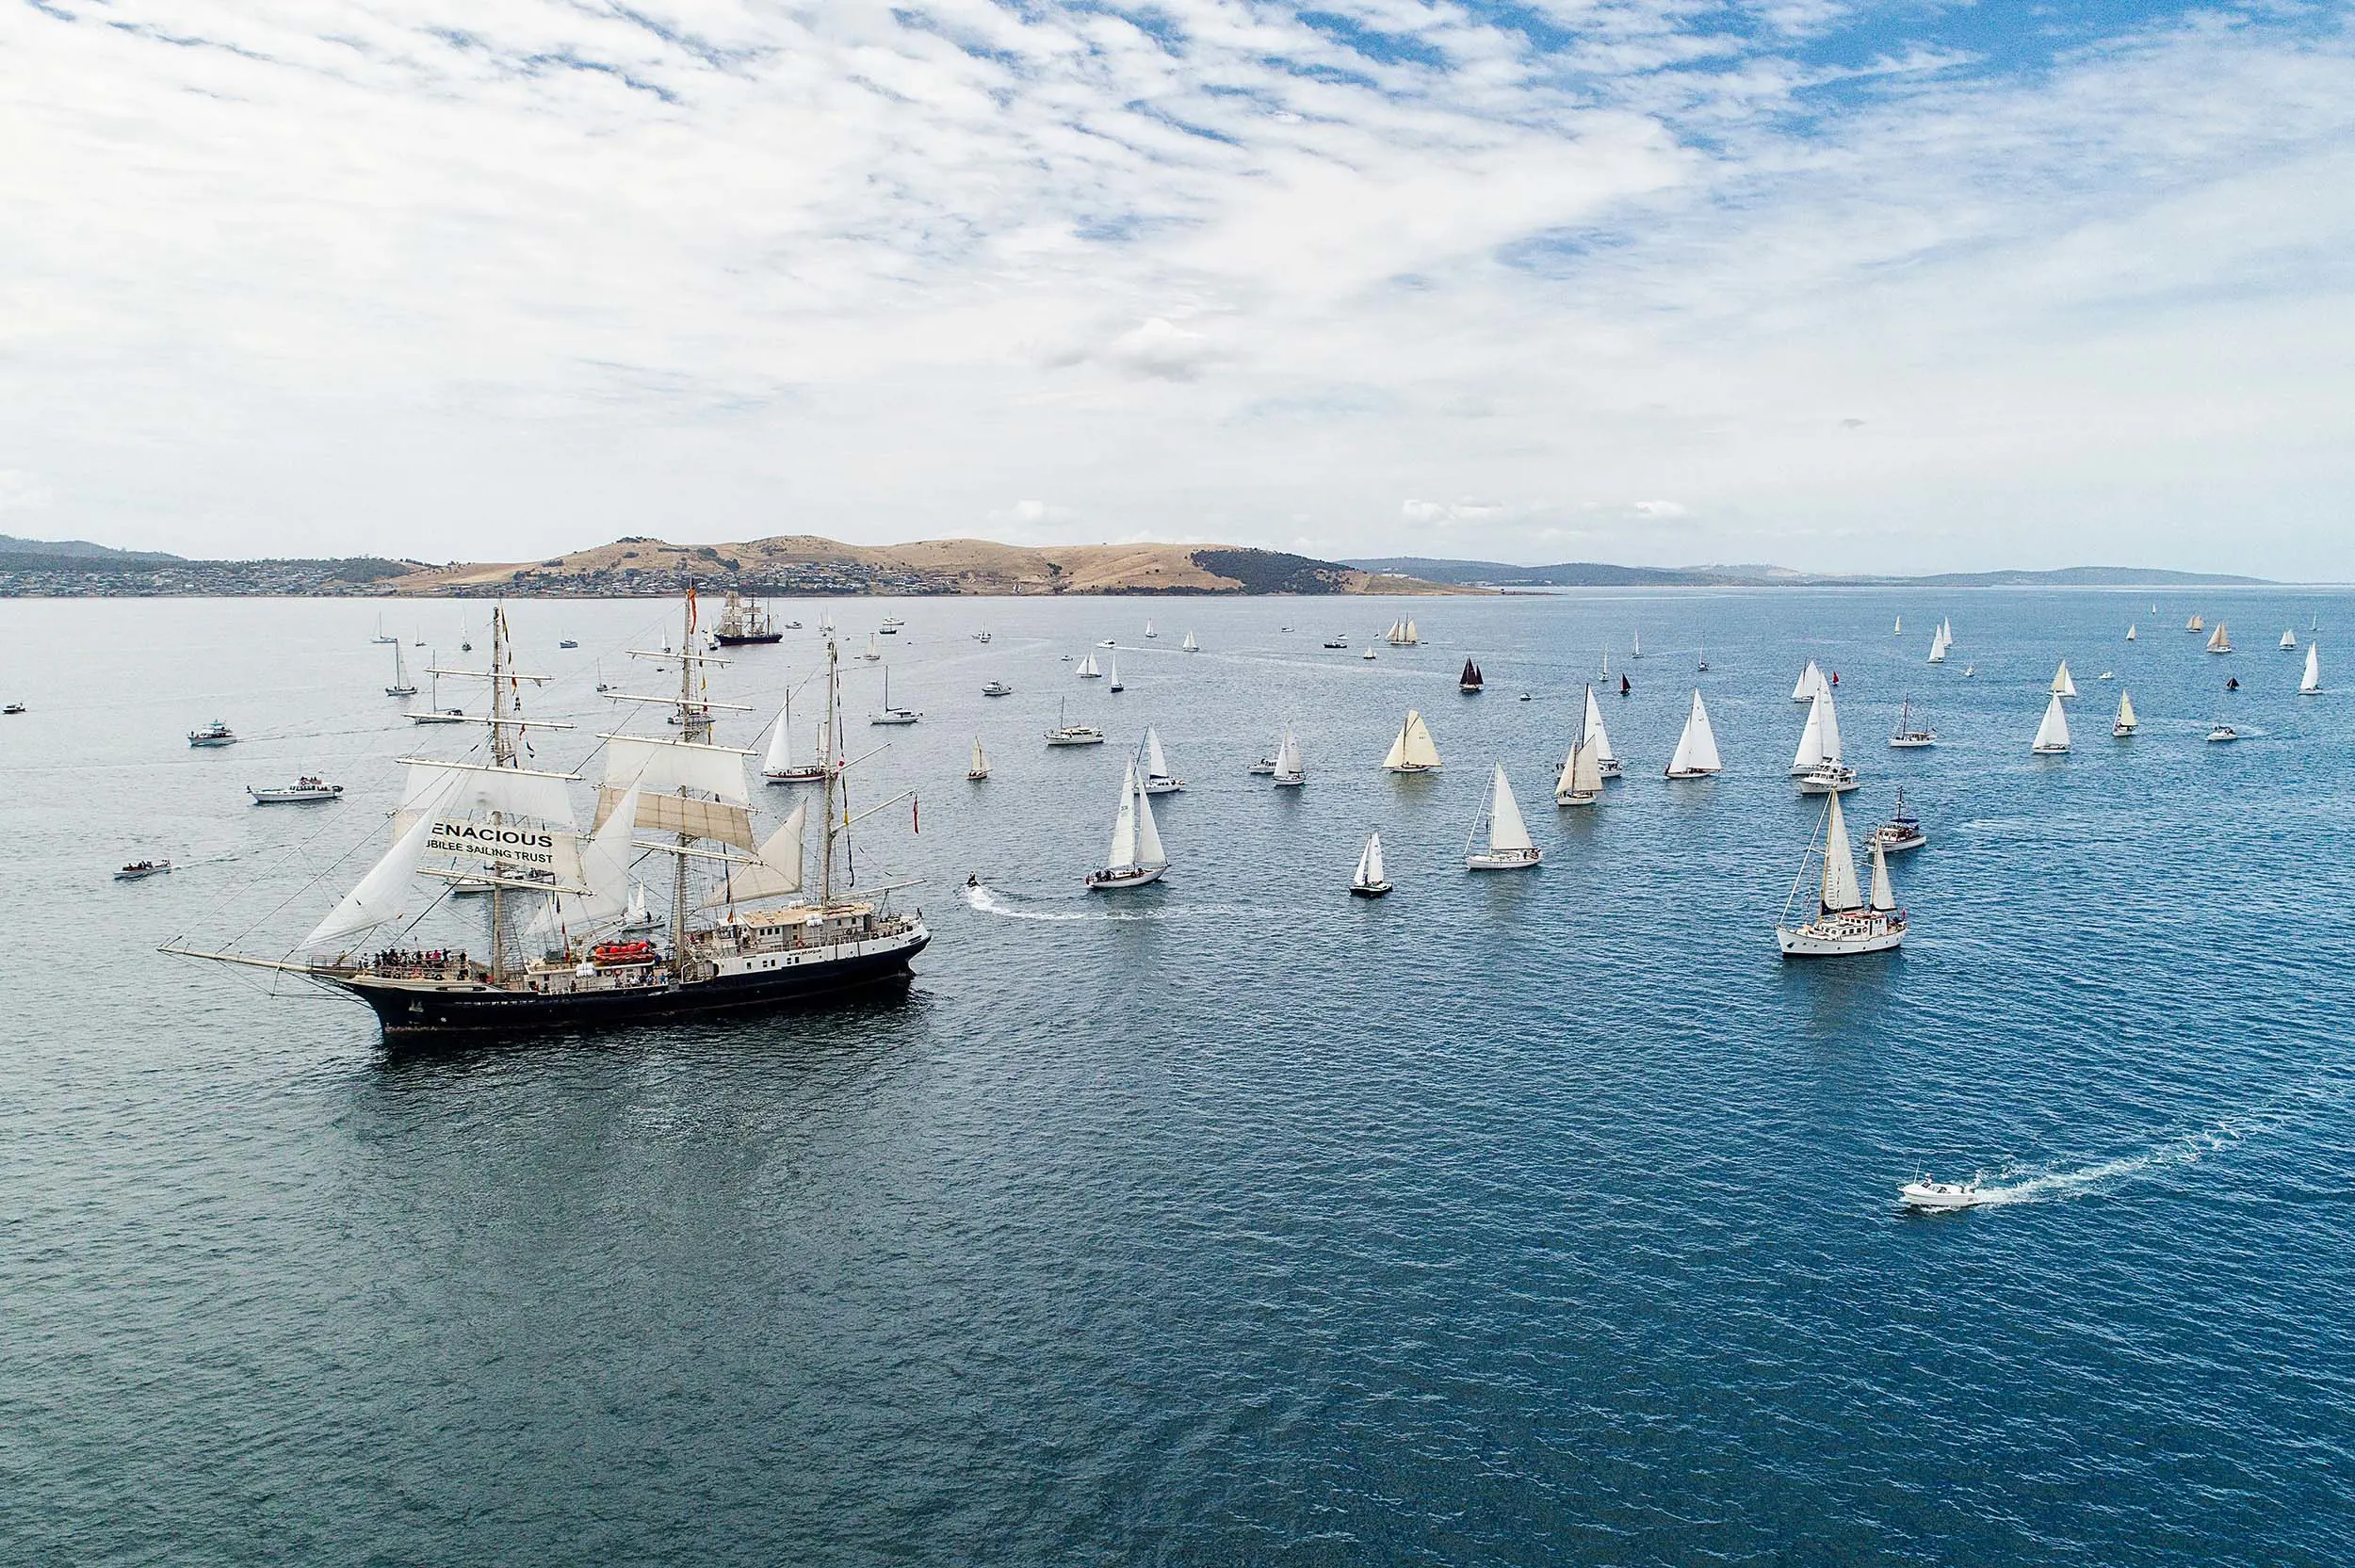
(385, 536, 1470, 598)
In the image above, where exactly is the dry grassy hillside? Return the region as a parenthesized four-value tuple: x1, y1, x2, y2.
(386, 535, 1468, 597)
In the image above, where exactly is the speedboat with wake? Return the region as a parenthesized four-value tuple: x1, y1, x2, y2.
(1900, 1177, 1987, 1211)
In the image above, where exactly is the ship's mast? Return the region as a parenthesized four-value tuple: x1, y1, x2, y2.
(671, 589, 699, 977)
(487, 606, 514, 982)
(820, 634, 838, 912)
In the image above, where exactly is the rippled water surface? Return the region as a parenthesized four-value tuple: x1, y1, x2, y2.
(5, 590, 2353, 1564)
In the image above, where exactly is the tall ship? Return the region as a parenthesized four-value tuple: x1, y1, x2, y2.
(713, 588, 785, 645)
(167, 596, 927, 1039)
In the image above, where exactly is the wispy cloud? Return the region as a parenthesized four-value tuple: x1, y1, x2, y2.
(0, 0, 2349, 573)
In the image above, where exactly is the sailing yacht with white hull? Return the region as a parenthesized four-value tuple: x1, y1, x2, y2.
(165, 598, 928, 1039)
(1465, 766, 1540, 869)
(1554, 733, 1603, 806)
(1141, 727, 1187, 793)
(2300, 643, 2322, 695)
(2112, 690, 2138, 736)
(1087, 761, 1168, 889)
(385, 641, 417, 698)
(1664, 689, 1722, 778)
(1381, 710, 1442, 774)
(1792, 691, 1857, 794)
(1270, 727, 1306, 787)
(2031, 691, 2071, 754)
(1776, 793, 1905, 957)
(762, 686, 826, 784)
(1581, 685, 1621, 778)
(1349, 832, 1391, 897)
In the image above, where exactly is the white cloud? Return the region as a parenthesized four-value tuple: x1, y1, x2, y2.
(0, 2, 2349, 574)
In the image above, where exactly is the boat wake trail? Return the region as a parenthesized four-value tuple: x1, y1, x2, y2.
(963, 884, 1092, 922)
(1967, 1079, 2352, 1206)
(960, 884, 1268, 924)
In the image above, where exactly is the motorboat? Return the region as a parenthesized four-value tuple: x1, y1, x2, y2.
(981, 680, 1014, 697)
(187, 720, 237, 747)
(2205, 722, 2239, 743)
(1098, 638, 1116, 647)
(3, 703, 24, 715)
(408, 707, 468, 725)
(115, 860, 172, 881)
(1045, 700, 1106, 747)
(1796, 761, 1859, 795)
(249, 776, 344, 804)
(559, 639, 579, 649)
(1900, 1178, 1986, 1212)
(1323, 636, 1349, 649)
(1872, 788, 1926, 852)
(1888, 700, 1936, 749)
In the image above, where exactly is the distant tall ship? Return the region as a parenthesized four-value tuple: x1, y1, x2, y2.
(167, 597, 927, 1039)
(1385, 617, 1420, 646)
(713, 589, 784, 646)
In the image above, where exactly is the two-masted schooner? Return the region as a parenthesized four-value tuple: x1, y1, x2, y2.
(167, 598, 928, 1038)
(1776, 792, 1905, 958)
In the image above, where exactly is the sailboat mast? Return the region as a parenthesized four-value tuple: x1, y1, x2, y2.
(671, 590, 697, 975)
(821, 636, 839, 911)
(487, 606, 513, 982)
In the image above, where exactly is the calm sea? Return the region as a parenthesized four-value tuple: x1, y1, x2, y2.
(4, 590, 2351, 1565)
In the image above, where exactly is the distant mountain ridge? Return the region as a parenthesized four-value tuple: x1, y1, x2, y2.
(1348, 558, 2271, 588)
(0, 533, 184, 563)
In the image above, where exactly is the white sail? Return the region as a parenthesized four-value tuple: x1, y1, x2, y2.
(1274, 727, 1304, 780)
(1927, 626, 1946, 662)
(1818, 690, 1843, 764)
(706, 801, 807, 907)
(300, 812, 437, 950)
(1405, 619, 1418, 643)
(2051, 659, 2077, 698)
(1181, 631, 1198, 652)
(1791, 694, 1827, 774)
(969, 736, 989, 776)
(1868, 835, 1894, 912)
(1107, 761, 1140, 871)
(1792, 660, 1827, 702)
(763, 695, 794, 773)
(1556, 740, 1602, 800)
(2207, 622, 2230, 653)
(599, 735, 751, 807)
(1383, 709, 1440, 770)
(2033, 691, 2071, 752)
(1820, 793, 1863, 913)
(1145, 727, 1172, 778)
(1133, 768, 1166, 866)
(2282, 629, 2297, 649)
(1668, 689, 1722, 774)
(395, 757, 576, 836)
(2126, 622, 2137, 640)
(2302, 643, 2321, 693)
(1581, 685, 1616, 766)
(1076, 652, 1101, 677)
(2117, 690, 2137, 728)
(1107, 657, 1120, 687)
(534, 782, 643, 930)
(1893, 615, 1902, 634)
(1486, 765, 1534, 853)
(1357, 832, 1386, 886)
(625, 881, 648, 925)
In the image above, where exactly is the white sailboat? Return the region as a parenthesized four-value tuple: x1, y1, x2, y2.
(406, 653, 469, 724)
(966, 736, 990, 781)
(1792, 660, 1829, 703)
(1045, 699, 1106, 747)
(1580, 685, 1622, 778)
(1181, 631, 1199, 653)
(1888, 699, 1936, 749)
(2050, 659, 2077, 699)
(619, 880, 658, 932)
(1385, 618, 1420, 646)
(2281, 628, 2298, 650)
(1631, 629, 1642, 659)
(2300, 642, 2322, 695)
(2031, 691, 2071, 753)
(2206, 622, 2233, 655)
(2126, 622, 2137, 641)
(371, 615, 398, 645)
(1075, 651, 1104, 679)
(1776, 792, 1905, 957)
(1664, 689, 1722, 778)
(762, 689, 826, 784)
(1554, 733, 1604, 806)
(1271, 727, 1306, 787)
(1349, 832, 1391, 897)
(2112, 690, 2138, 736)
(1792, 691, 1857, 793)
(1145, 621, 1158, 639)
(861, 632, 883, 662)
(1927, 622, 1950, 664)
(1465, 765, 1540, 869)
(1141, 727, 1186, 793)
(1107, 658, 1123, 693)
(1893, 615, 1902, 635)
(1381, 710, 1442, 773)
(385, 641, 417, 698)
(869, 666, 921, 725)
(1086, 760, 1167, 889)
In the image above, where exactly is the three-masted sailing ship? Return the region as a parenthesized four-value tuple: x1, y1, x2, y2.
(167, 597, 927, 1038)
(713, 588, 785, 645)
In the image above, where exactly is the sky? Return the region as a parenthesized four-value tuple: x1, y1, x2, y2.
(3, 0, 2352, 576)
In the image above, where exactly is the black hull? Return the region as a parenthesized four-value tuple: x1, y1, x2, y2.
(334, 938, 927, 1039)
(714, 632, 784, 646)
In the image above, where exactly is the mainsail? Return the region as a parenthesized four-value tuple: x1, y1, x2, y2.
(1793, 661, 1828, 702)
(1820, 794, 1863, 913)
(2116, 690, 2138, 729)
(1868, 835, 1894, 913)
(2302, 643, 2322, 694)
(1668, 689, 1722, 774)
(1791, 694, 1827, 774)
(1486, 766, 1534, 853)
(1107, 761, 1140, 871)
(705, 802, 807, 907)
(1581, 685, 1616, 768)
(1354, 832, 1386, 887)
(2051, 660, 2077, 698)
(1382, 710, 1441, 771)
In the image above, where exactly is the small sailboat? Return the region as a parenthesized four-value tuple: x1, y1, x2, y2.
(1893, 615, 1902, 635)
(2187, 614, 2204, 633)
(1927, 622, 1950, 664)
(1107, 658, 1124, 693)
(1141, 727, 1186, 793)
(1085, 760, 1167, 889)
(1458, 657, 1484, 693)
(616, 881, 658, 932)
(763, 691, 826, 784)
(869, 666, 921, 725)
(1630, 629, 1642, 659)
(385, 641, 417, 698)
(2050, 660, 2077, 699)
(1075, 651, 1104, 679)
(1554, 732, 1603, 806)
(2031, 691, 2071, 754)
(1045, 699, 1106, 747)
(1776, 792, 1905, 957)
(1617, 673, 1631, 697)
(2300, 642, 2322, 695)
(1271, 727, 1306, 787)
(1697, 648, 1709, 672)
(1664, 689, 1722, 778)
(372, 615, 398, 645)
(2206, 622, 2233, 655)
(1792, 660, 1829, 702)
(1464, 766, 1540, 870)
(1872, 788, 1926, 852)
(1349, 832, 1392, 897)
(861, 632, 882, 661)
(1888, 699, 1937, 749)
(2281, 628, 2298, 650)
(2125, 622, 2137, 641)
(1792, 691, 1857, 794)
(249, 776, 344, 804)
(1181, 631, 1199, 653)
(2112, 690, 2138, 736)
(1381, 710, 1442, 774)
(966, 736, 990, 781)
(1361, 648, 1376, 661)
(408, 664, 469, 724)
(1144, 621, 1157, 639)
(1580, 685, 1622, 777)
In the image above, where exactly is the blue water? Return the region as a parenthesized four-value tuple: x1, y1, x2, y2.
(4, 590, 2352, 1564)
